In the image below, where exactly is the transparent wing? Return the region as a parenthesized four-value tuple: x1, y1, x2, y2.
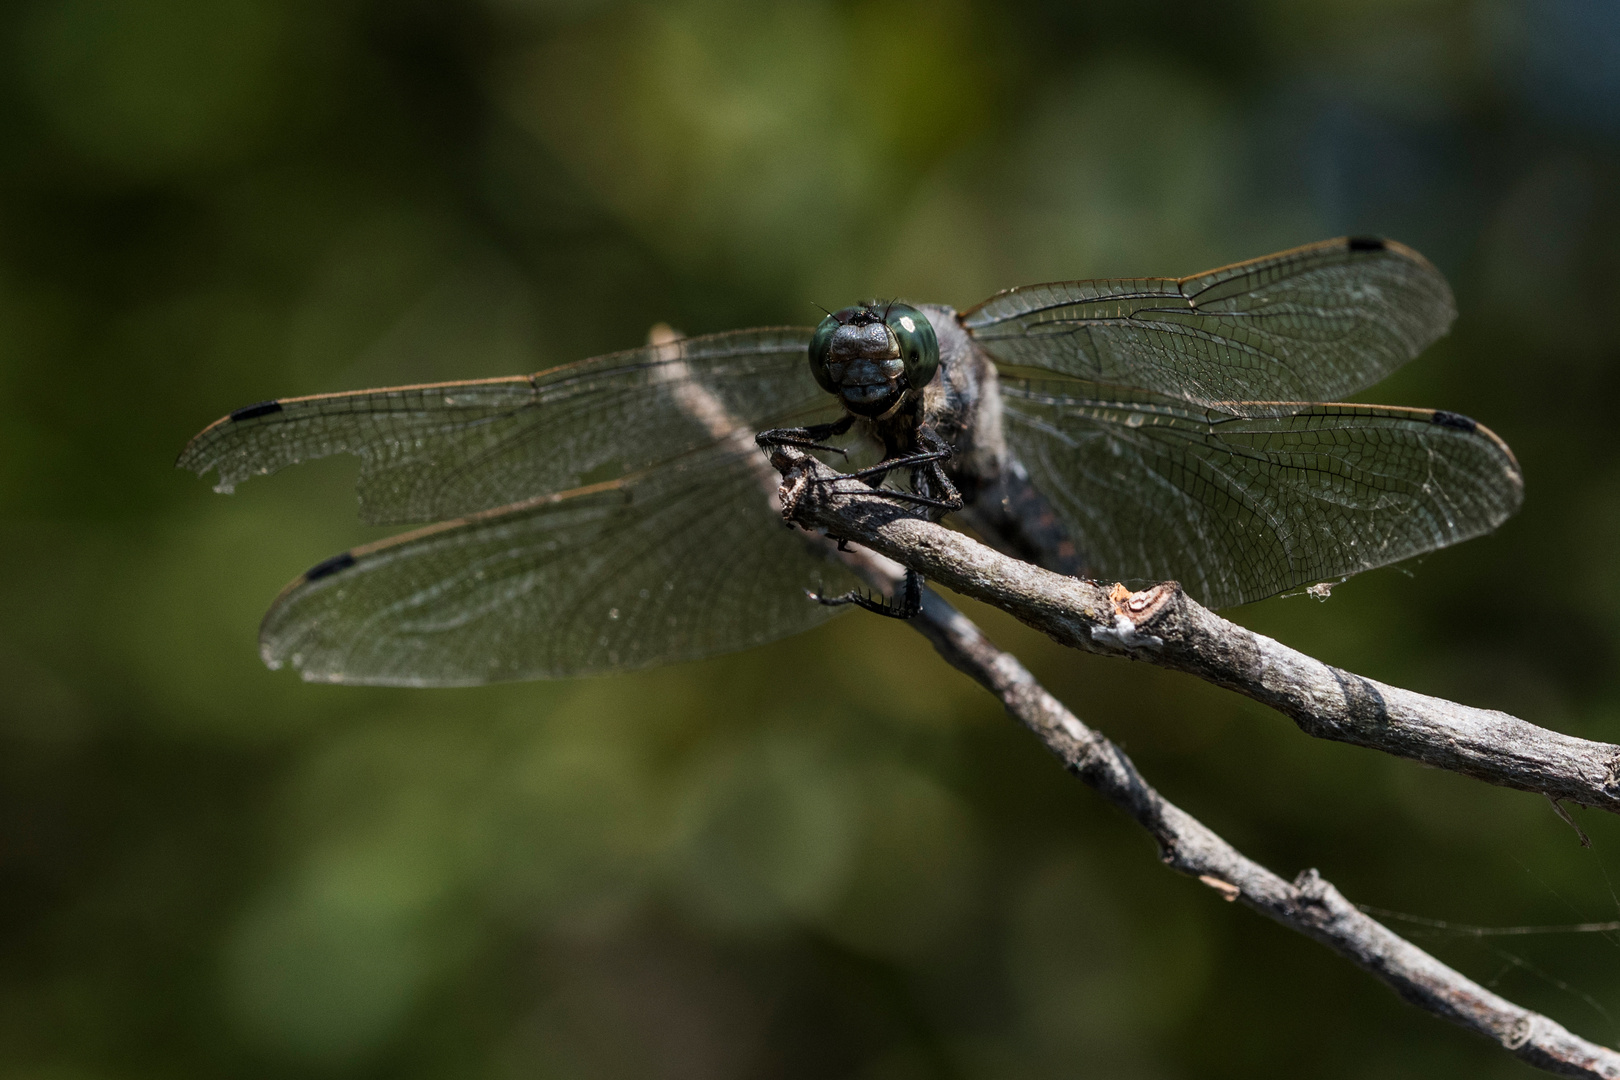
(1000, 378, 1523, 609)
(259, 443, 860, 686)
(177, 327, 830, 525)
(963, 237, 1456, 415)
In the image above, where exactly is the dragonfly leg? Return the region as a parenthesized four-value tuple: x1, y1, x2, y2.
(808, 567, 922, 620)
(907, 427, 964, 514)
(756, 414, 857, 457)
(833, 489, 961, 511)
(831, 448, 951, 484)
(810, 429, 964, 515)
(764, 418, 963, 515)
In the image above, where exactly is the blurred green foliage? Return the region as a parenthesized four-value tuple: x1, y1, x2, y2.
(2, 0, 1620, 1076)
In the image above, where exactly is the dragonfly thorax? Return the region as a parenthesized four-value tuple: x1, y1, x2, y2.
(809, 303, 940, 418)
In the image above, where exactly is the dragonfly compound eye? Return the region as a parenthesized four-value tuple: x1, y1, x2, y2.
(807, 305, 920, 415)
(808, 311, 844, 395)
(883, 304, 939, 390)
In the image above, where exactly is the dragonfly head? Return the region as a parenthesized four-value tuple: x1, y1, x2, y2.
(809, 302, 939, 418)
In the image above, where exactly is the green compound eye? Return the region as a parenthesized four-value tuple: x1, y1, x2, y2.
(808, 311, 842, 395)
(883, 304, 939, 390)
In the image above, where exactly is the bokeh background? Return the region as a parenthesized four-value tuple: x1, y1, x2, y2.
(3, 0, 1620, 1076)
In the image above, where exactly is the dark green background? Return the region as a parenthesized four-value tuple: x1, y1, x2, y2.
(3, 0, 1620, 1076)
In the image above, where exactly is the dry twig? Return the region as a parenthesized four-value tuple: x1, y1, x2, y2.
(768, 446, 1620, 813)
(768, 443, 1620, 1078)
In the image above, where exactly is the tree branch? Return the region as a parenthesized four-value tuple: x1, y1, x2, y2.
(769, 446, 1620, 814)
(906, 582, 1620, 1078)
(782, 460, 1620, 1077)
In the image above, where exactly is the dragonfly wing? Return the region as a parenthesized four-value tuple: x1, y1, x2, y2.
(259, 442, 860, 685)
(177, 328, 830, 525)
(963, 237, 1456, 414)
(999, 378, 1523, 609)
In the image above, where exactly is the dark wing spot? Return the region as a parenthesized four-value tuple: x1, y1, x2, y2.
(1430, 410, 1477, 432)
(230, 399, 284, 422)
(1346, 236, 1387, 253)
(304, 551, 357, 582)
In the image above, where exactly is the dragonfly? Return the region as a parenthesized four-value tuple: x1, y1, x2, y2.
(178, 236, 1523, 686)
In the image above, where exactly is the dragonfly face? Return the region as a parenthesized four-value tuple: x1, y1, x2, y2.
(178, 236, 1525, 686)
(807, 303, 940, 418)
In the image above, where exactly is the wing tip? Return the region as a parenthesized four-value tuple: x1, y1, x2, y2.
(176, 399, 283, 480)
(174, 423, 225, 476)
(1431, 409, 1524, 504)
(1435, 411, 1523, 482)
(260, 549, 361, 638)
(1337, 234, 1457, 335)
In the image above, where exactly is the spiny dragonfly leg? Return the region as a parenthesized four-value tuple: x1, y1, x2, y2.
(808, 567, 923, 620)
(756, 415, 857, 457)
(828, 428, 962, 513)
(832, 448, 950, 484)
(813, 428, 965, 515)
(910, 427, 965, 513)
(762, 419, 963, 515)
